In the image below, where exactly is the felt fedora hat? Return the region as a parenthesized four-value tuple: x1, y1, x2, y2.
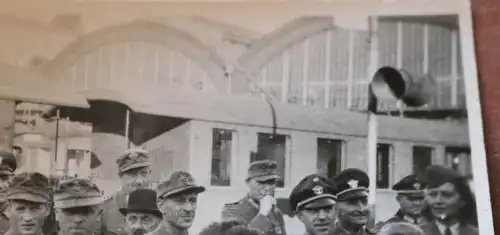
(119, 188, 162, 218)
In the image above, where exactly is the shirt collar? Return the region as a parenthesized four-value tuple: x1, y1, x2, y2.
(435, 221, 460, 235)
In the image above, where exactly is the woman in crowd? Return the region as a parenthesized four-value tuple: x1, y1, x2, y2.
(419, 165, 478, 235)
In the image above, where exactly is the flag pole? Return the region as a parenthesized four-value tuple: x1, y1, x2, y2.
(367, 16, 379, 206)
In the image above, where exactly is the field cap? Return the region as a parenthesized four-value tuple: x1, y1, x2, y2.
(156, 171, 205, 199)
(6, 172, 51, 203)
(246, 160, 280, 181)
(116, 148, 150, 173)
(54, 178, 103, 209)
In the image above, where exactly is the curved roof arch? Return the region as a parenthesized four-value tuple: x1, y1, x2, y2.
(41, 19, 229, 92)
(231, 16, 336, 93)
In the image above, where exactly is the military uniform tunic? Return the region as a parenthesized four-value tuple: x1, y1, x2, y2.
(375, 210, 428, 231)
(221, 196, 286, 235)
(146, 223, 188, 235)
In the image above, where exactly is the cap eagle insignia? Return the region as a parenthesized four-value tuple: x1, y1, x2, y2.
(129, 152, 139, 159)
(347, 180, 359, 189)
(312, 185, 324, 195)
(413, 182, 421, 190)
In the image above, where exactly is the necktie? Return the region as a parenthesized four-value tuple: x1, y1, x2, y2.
(444, 227, 452, 235)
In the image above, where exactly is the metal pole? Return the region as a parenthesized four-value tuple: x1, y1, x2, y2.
(54, 109, 60, 163)
(367, 106, 378, 205)
(6, 101, 16, 149)
(125, 109, 130, 149)
(367, 16, 379, 206)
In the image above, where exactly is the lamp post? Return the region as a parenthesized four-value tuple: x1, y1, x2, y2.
(366, 16, 436, 219)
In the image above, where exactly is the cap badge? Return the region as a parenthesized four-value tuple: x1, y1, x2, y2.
(413, 182, 421, 190)
(312, 177, 319, 183)
(129, 152, 138, 159)
(312, 185, 324, 195)
(347, 180, 359, 189)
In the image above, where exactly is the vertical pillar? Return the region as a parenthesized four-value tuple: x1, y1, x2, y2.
(125, 109, 130, 149)
(367, 16, 379, 206)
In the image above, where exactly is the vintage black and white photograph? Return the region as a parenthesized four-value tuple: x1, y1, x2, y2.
(0, 0, 493, 235)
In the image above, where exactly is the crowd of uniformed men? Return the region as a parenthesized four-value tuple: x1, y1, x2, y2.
(0, 147, 478, 235)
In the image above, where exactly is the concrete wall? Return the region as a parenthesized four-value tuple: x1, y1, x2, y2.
(181, 119, 468, 233)
(142, 122, 192, 183)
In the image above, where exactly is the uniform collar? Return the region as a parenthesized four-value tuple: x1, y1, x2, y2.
(152, 222, 189, 235)
(435, 221, 460, 235)
(395, 210, 426, 224)
(334, 221, 365, 235)
(246, 195, 259, 209)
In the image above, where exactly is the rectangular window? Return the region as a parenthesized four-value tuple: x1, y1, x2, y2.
(377, 144, 392, 189)
(317, 138, 343, 179)
(445, 146, 472, 177)
(66, 149, 86, 177)
(412, 146, 433, 179)
(211, 129, 234, 186)
(253, 133, 288, 187)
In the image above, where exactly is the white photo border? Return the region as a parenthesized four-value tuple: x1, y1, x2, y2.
(348, 0, 493, 233)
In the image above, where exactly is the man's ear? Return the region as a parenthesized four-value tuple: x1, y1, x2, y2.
(295, 211, 303, 221)
(156, 198, 165, 214)
(2, 201, 11, 219)
(42, 203, 51, 217)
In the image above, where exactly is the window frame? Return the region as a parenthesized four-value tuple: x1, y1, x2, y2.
(411, 145, 435, 179)
(375, 142, 394, 190)
(209, 128, 237, 187)
(253, 132, 292, 189)
(315, 137, 346, 179)
(444, 145, 472, 177)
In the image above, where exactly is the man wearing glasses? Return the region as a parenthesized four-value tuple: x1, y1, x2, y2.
(221, 160, 286, 235)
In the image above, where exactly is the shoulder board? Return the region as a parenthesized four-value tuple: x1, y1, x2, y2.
(224, 199, 244, 206)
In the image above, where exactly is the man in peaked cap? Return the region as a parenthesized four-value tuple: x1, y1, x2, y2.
(377, 175, 428, 229)
(120, 189, 161, 235)
(54, 178, 115, 235)
(419, 165, 478, 235)
(289, 174, 336, 235)
(0, 150, 18, 234)
(331, 168, 376, 235)
(148, 171, 205, 235)
(221, 160, 286, 235)
(2, 172, 52, 235)
(101, 149, 152, 235)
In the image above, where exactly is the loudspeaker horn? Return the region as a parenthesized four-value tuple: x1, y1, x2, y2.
(370, 66, 436, 107)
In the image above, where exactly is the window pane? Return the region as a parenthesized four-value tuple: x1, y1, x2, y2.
(377, 144, 392, 189)
(255, 133, 288, 187)
(317, 138, 343, 179)
(412, 146, 433, 179)
(445, 147, 472, 177)
(211, 129, 233, 186)
(66, 149, 86, 177)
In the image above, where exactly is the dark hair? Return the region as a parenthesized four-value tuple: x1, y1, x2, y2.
(423, 178, 477, 226)
(199, 221, 262, 235)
